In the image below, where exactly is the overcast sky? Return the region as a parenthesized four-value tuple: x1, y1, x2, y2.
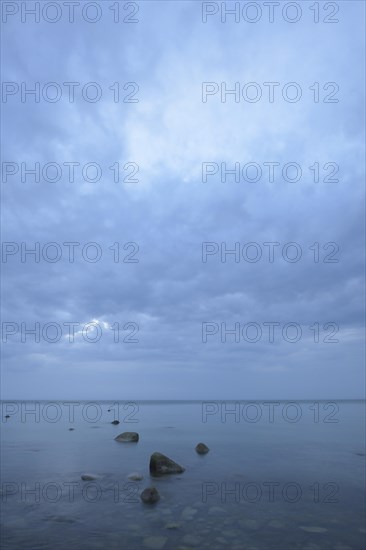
(1, 1, 365, 399)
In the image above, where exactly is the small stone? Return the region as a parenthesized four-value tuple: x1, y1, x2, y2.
(208, 506, 226, 516)
(195, 443, 209, 454)
(182, 534, 201, 546)
(299, 526, 328, 533)
(268, 520, 284, 528)
(5, 415, 10, 419)
(128, 472, 143, 481)
(141, 487, 160, 504)
(81, 474, 98, 481)
(68, 428, 75, 431)
(241, 519, 259, 529)
(143, 536, 167, 549)
(165, 522, 180, 530)
(222, 530, 237, 538)
(149, 452, 185, 475)
(181, 506, 198, 520)
(111, 420, 120, 425)
(128, 524, 140, 531)
(45, 515, 77, 524)
(114, 432, 139, 442)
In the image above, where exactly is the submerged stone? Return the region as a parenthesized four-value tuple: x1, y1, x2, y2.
(128, 472, 143, 481)
(45, 515, 77, 524)
(165, 522, 181, 529)
(208, 506, 226, 515)
(268, 520, 284, 528)
(181, 506, 198, 520)
(299, 526, 328, 533)
(141, 487, 160, 504)
(182, 534, 201, 546)
(143, 536, 167, 549)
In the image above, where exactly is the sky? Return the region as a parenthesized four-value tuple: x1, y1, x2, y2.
(1, 0, 365, 399)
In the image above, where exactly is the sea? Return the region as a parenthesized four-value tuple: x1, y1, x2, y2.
(1, 400, 365, 550)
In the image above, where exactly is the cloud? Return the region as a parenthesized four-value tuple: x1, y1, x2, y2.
(1, 1, 365, 399)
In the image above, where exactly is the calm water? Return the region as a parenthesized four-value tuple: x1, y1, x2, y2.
(1, 401, 365, 550)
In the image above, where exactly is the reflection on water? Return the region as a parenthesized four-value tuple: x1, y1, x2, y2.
(1, 401, 365, 549)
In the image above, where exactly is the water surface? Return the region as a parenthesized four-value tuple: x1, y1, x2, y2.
(1, 400, 365, 549)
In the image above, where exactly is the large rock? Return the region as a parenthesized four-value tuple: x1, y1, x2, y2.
(195, 442, 209, 454)
(114, 432, 139, 442)
(141, 487, 160, 504)
(149, 452, 185, 475)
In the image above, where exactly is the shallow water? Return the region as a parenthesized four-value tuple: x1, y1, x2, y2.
(1, 400, 365, 549)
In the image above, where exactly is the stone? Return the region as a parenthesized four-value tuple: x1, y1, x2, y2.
(181, 506, 198, 520)
(128, 472, 143, 481)
(143, 537, 168, 550)
(195, 442, 209, 454)
(45, 515, 77, 524)
(268, 520, 284, 528)
(111, 420, 120, 425)
(68, 428, 75, 431)
(240, 519, 259, 529)
(299, 526, 328, 533)
(5, 415, 10, 419)
(81, 474, 98, 481)
(182, 534, 201, 546)
(141, 487, 160, 504)
(165, 522, 180, 530)
(208, 506, 226, 515)
(149, 452, 185, 475)
(222, 530, 238, 538)
(128, 524, 140, 531)
(114, 431, 139, 442)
